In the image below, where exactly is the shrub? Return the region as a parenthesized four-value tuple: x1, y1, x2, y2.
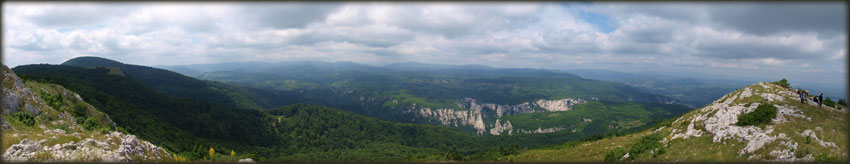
(12, 111, 36, 126)
(628, 133, 662, 159)
(806, 135, 812, 144)
(814, 153, 835, 162)
(604, 147, 627, 162)
(72, 102, 87, 118)
(38, 90, 63, 110)
(771, 78, 790, 88)
(823, 97, 835, 108)
(736, 104, 777, 126)
(838, 98, 847, 106)
(82, 117, 100, 130)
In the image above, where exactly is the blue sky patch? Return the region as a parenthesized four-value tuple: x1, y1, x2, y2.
(577, 9, 617, 33)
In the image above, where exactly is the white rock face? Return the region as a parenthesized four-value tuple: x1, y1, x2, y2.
(534, 98, 586, 112)
(517, 127, 564, 134)
(418, 107, 487, 135)
(460, 98, 535, 118)
(413, 97, 586, 135)
(489, 119, 513, 135)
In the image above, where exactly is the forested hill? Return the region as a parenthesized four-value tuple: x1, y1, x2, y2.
(60, 56, 299, 109)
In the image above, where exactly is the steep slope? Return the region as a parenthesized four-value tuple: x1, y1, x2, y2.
(1, 64, 171, 162)
(512, 82, 847, 162)
(61, 56, 298, 110)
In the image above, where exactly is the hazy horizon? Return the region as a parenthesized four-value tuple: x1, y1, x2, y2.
(3, 2, 847, 95)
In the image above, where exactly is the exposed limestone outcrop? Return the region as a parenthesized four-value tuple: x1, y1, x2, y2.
(417, 107, 487, 135)
(664, 82, 843, 161)
(517, 127, 565, 134)
(412, 97, 587, 135)
(489, 119, 513, 135)
(534, 98, 586, 112)
(460, 98, 536, 118)
(2, 132, 171, 162)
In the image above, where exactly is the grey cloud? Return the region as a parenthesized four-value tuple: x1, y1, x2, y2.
(26, 4, 136, 27)
(242, 3, 342, 29)
(708, 3, 846, 36)
(693, 41, 819, 60)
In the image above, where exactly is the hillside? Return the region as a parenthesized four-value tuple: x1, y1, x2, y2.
(512, 82, 847, 162)
(61, 56, 299, 110)
(1, 64, 172, 162)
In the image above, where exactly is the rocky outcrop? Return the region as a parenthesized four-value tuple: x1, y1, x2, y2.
(460, 98, 535, 118)
(534, 98, 586, 112)
(665, 82, 843, 161)
(238, 158, 256, 163)
(516, 127, 565, 134)
(417, 107, 487, 135)
(2, 132, 171, 162)
(489, 119, 513, 135)
(2, 65, 41, 116)
(410, 97, 587, 135)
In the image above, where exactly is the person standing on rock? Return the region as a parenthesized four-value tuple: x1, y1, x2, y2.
(818, 93, 824, 108)
(798, 89, 804, 104)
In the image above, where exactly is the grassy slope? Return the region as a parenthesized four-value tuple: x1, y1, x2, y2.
(512, 82, 847, 162)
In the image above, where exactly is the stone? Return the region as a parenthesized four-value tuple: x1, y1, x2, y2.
(238, 158, 256, 163)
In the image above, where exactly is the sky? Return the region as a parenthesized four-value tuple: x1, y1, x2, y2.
(2, 2, 847, 93)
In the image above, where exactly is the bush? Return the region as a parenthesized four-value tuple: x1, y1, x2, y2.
(82, 117, 100, 130)
(604, 147, 627, 162)
(838, 98, 847, 106)
(771, 78, 790, 88)
(12, 111, 36, 126)
(823, 97, 835, 108)
(628, 133, 662, 159)
(38, 90, 63, 110)
(736, 104, 777, 126)
(72, 102, 87, 118)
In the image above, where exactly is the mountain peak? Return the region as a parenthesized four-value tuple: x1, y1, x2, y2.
(61, 56, 126, 68)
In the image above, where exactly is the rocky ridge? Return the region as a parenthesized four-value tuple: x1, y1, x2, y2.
(663, 82, 845, 161)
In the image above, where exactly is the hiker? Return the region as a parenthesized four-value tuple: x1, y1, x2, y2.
(798, 89, 804, 104)
(804, 90, 809, 102)
(818, 93, 824, 107)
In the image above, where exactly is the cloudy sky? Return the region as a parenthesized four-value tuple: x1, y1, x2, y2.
(2, 2, 847, 92)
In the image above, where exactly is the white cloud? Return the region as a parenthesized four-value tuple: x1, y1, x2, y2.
(1, 2, 846, 88)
